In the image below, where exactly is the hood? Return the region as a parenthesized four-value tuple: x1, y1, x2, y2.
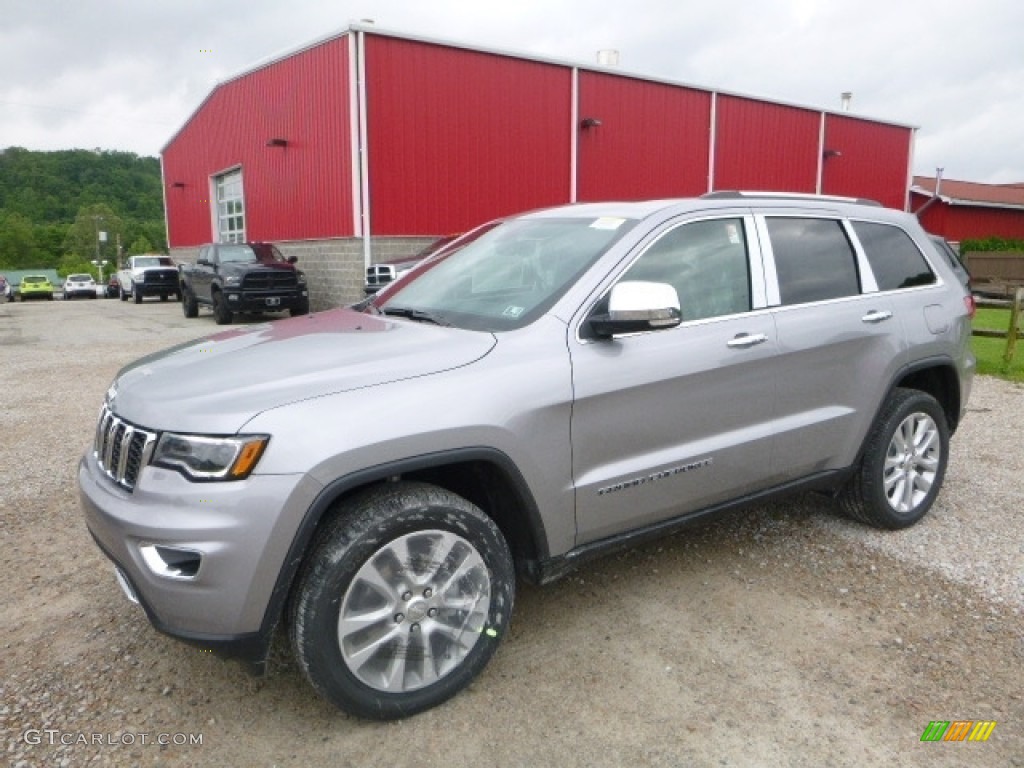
(109, 308, 496, 433)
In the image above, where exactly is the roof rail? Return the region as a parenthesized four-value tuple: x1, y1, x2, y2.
(700, 190, 882, 207)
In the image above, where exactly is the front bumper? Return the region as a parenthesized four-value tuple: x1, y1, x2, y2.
(79, 450, 322, 660)
(224, 289, 309, 312)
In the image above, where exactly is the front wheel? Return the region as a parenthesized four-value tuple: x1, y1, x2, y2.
(290, 299, 309, 317)
(212, 291, 232, 325)
(839, 388, 949, 529)
(290, 482, 514, 720)
(182, 288, 199, 318)
(133, 290, 142, 305)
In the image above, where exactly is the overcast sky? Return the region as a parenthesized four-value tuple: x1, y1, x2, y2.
(2, 0, 1021, 184)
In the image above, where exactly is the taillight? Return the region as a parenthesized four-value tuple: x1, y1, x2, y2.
(964, 294, 976, 319)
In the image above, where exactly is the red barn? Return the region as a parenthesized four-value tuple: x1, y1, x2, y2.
(910, 176, 1024, 242)
(162, 25, 916, 308)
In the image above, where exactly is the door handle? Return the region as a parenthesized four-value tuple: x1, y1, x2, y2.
(861, 310, 893, 324)
(727, 333, 768, 349)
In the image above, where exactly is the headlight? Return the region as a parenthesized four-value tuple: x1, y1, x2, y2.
(152, 433, 269, 481)
(224, 275, 241, 286)
(297, 272, 307, 285)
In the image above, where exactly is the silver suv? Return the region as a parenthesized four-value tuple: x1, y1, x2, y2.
(79, 193, 975, 719)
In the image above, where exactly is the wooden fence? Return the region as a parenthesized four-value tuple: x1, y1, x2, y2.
(973, 287, 1023, 363)
(963, 251, 1024, 298)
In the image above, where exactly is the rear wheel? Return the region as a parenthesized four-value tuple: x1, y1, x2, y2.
(840, 388, 949, 529)
(212, 291, 232, 325)
(290, 482, 514, 720)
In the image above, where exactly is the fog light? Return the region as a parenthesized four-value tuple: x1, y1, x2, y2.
(140, 544, 202, 580)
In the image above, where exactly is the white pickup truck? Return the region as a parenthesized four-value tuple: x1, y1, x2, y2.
(117, 255, 181, 304)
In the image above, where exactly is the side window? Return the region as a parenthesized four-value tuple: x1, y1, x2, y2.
(767, 217, 860, 305)
(852, 221, 936, 291)
(619, 218, 751, 322)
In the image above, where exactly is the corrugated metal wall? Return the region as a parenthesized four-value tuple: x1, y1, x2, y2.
(713, 96, 820, 193)
(821, 115, 910, 210)
(364, 36, 572, 235)
(163, 29, 918, 249)
(576, 72, 711, 201)
(912, 194, 1024, 240)
(162, 36, 353, 246)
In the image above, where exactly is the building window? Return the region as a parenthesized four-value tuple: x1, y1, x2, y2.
(215, 170, 246, 243)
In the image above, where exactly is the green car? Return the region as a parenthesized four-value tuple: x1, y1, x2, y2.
(18, 275, 55, 301)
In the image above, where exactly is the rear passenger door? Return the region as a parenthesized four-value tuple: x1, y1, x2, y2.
(758, 214, 903, 481)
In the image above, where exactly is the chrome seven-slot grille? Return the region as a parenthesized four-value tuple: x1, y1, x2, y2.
(94, 405, 158, 491)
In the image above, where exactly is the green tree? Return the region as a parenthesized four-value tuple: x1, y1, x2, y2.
(128, 235, 154, 255)
(58, 253, 97, 279)
(0, 210, 39, 268)
(63, 203, 125, 265)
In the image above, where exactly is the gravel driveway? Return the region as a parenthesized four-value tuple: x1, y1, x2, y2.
(2, 299, 1021, 767)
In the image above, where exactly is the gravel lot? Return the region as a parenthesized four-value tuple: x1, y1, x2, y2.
(2, 298, 1022, 767)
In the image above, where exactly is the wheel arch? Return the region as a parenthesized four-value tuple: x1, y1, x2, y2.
(258, 448, 549, 654)
(889, 357, 962, 433)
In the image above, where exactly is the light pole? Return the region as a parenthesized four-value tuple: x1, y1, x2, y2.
(91, 259, 109, 285)
(92, 215, 106, 264)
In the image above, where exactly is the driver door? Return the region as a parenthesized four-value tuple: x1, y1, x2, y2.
(569, 214, 780, 545)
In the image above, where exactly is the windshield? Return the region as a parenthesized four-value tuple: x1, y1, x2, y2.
(219, 243, 286, 264)
(374, 216, 635, 331)
(135, 257, 174, 268)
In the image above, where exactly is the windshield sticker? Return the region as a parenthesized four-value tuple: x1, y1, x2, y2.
(502, 306, 525, 318)
(726, 224, 741, 244)
(590, 217, 626, 230)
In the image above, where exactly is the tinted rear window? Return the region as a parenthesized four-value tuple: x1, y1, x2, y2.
(853, 222, 936, 291)
(767, 218, 860, 305)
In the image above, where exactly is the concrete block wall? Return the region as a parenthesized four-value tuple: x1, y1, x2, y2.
(171, 237, 436, 311)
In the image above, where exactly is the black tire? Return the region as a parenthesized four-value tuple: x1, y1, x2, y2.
(290, 481, 514, 720)
(839, 388, 949, 529)
(290, 299, 310, 317)
(119, 286, 128, 301)
(182, 288, 199, 318)
(160, 294, 168, 302)
(133, 290, 143, 305)
(212, 291, 232, 325)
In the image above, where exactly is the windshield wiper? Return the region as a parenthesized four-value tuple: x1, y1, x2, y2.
(381, 306, 451, 326)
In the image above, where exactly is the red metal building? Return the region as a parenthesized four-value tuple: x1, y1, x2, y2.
(910, 176, 1024, 242)
(161, 25, 917, 305)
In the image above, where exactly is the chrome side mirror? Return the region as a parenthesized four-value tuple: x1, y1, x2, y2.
(589, 281, 682, 338)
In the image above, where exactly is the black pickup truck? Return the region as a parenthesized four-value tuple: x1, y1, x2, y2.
(180, 242, 309, 324)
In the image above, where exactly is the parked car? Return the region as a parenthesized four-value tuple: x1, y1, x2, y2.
(18, 275, 54, 301)
(364, 234, 462, 295)
(928, 235, 971, 290)
(0, 274, 11, 302)
(117, 255, 181, 303)
(81, 193, 974, 720)
(180, 242, 308, 324)
(105, 276, 121, 299)
(63, 273, 98, 299)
